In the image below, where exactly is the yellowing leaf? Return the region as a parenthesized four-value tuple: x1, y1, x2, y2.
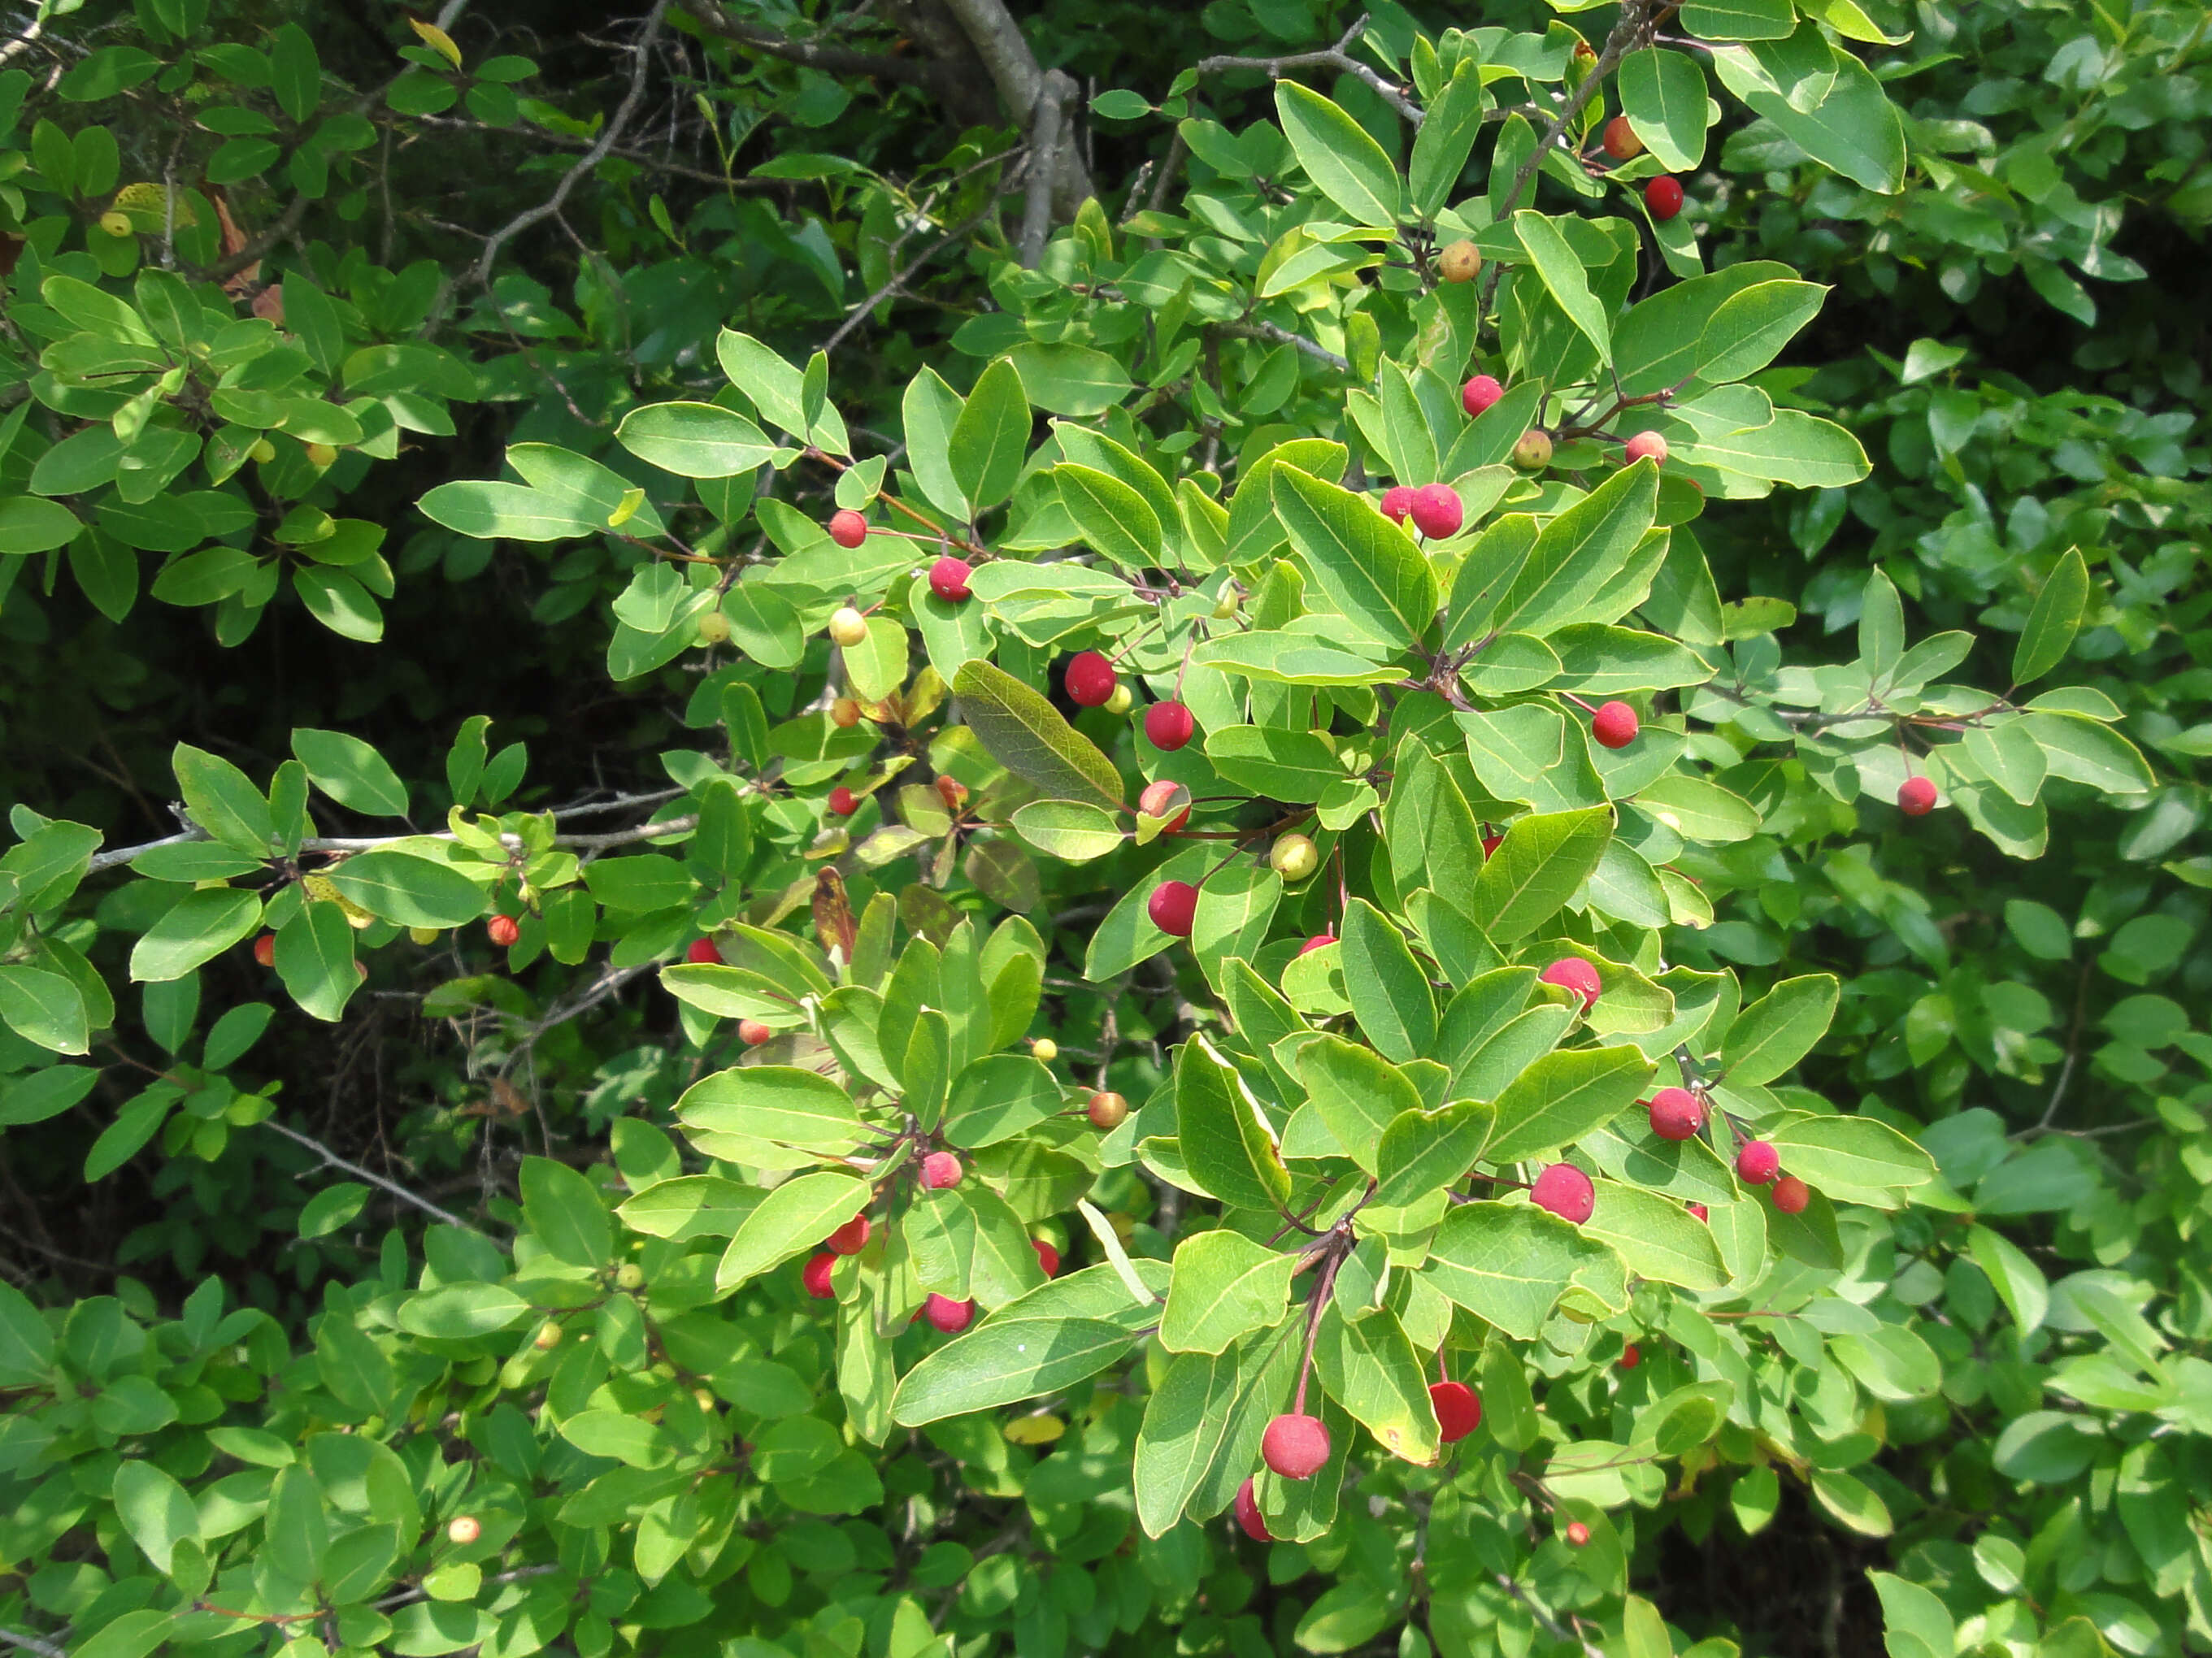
(408, 18, 463, 67)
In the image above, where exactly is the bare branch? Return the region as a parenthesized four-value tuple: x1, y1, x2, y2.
(1223, 319, 1350, 373)
(1196, 13, 1425, 128)
(259, 1119, 473, 1230)
(937, 0, 1095, 211)
(821, 199, 1002, 356)
(1019, 71, 1077, 269)
(687, 0, 941, 89)
(498, 961, 656, 1079)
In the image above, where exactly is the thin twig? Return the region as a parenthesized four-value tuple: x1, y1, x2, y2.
(1223, 319, 1350, 373)
(259, 1120, 472, 1229)
(1196, 14, 1424, 128)
(0, 1631, 67, 1658)
(1494, 1576, 1604, 1658)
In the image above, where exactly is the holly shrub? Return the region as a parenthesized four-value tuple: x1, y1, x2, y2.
(1, 2, 2206, 1656)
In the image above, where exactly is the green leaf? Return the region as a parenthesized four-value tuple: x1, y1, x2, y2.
(559, 1409, 673, 1469)
(1682, 0, 1795, 39)
(1409, 63, 1488, 217)
(891, 1313, 1136, 1425)
(1338, 898, 1436, 1063)
(1513, 211, 1611, 360)
(0, 495, 82, 553)
(1619, 49, 1710, 170)
(1488, 462, 1658, 639)
(1374, 1100, 1495, 1209)
(1311, 1304, 1439, 1466)
(396, 1283, 529, 1339)
(0, 965, 89, 1055)
(113, 1458, 200, 1573)
(290, 728, 408, 816)
(715, 1170, 868, 1291)
(1581, 1182, 1728, 1288)
(616, 1175, 760, 1241)
(1721, 974, 1837, 1085)
(950, 358, 1030, 513)
(1870, 1571, 1956, 1658)
(1176, 1032, 1293, 1215)
(1010, 799, 1124, 862)
(298, 1183, 369, 1239)
(1271, 467, 1439, 646)
(325, 849, 487, 927)
(0, 1279, 56, 1385)
(1966, 1222, 2049, 1333)
(1295, 1035, 1421, 1174)
(1161, 1229, 1295, 1353)
(129, 888, 262, 982)
(173, 741, 272, 853)
(942, 1053, 1063, 1148)
(1054, 462, 1162, 566)
(1689, 409, 1871, 486)
(1487, 1045, 1653, 1163)
(1467, 806, 1610, 944)
(1768, 1115, 1934, 1191)
(1712, 42, 1905, 192)
(1134, 1348, 1242, 1538)
(615, 401, 780, 477)
(1424, 1202, 1623, 1339)
(273, 899, 357, 1022)
(680, 1066, 866, 1153)
(951, 659, 1123, 809)
(520, 1156, 613, 1268)
(1696, 280, 1829, 384)
(72, 1612, 171, 1658)
(1275, 81, 1403, 228)
(2013, 547, 2088, 685)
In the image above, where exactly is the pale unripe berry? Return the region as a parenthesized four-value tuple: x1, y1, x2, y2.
(1624, 431, 1669, 467)
(1532, 1162, 1596, 1224)
(1102, 683, 1134, 715)
(1512, 430, 1554, 471)
(828, 510, 867, 548)
(250, 439, 277, 463)
(1270, 834, 1319, 883)
(1437, 240, 1481, 283)
(1540, 957, 1602, 1009)
(1031, 1037, 1058, 1063)
(1087, 1091, 1129, 1130)
(1602, 115, 1644, 161)
(1566, 1521, 1590, 1547)
(1148, 879, 1199, 938)
(738, 1018, 773, 1047)
(695, 610, 732, 646)
(828, 605, 869, 647)
(831, 697, 863, 727)
(935, 775, 968, 813)
(533, 1322, 562, 1349)
(1261, 1413, 1330, 1479)
(407, 926, 440, 945)
(448, 1516, 480, 1546)
(99, 210, 133, 237)
(615, 1263, 644, 1291)
(305, 442, 337, 467)
(1462, 375, 1504, 417)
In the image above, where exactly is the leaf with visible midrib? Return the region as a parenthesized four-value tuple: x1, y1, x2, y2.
(890, 1314, 1134, 1425)
(2013, 546, 2088, 686)
(1485, 1044, 1653, 1163)
(1275, 81, 1403, 228)
(1270, 467, 1438, 647)
(952, 660, 1123, 808)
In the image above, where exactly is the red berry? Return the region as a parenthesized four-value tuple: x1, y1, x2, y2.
(738, 1018, 773, 1047)
(1409, 484, 1463, 540)
(828, 510, 867, 548)
(1532, 1162, 1596, 1225)
(1771, 1174, 1810, 1215)
(1647, 1087, 1705, 1143)
(1145, 701, 1196, 752)
(1261, 1413, 1330, 1480)
(828, 786, 858, 817)
(253, 932, 276, 967)
(1235, 1476, 1272, 1542)
(687, 936, 723, 965)
(1380, 485, 1416, 524)
(1736, 1140, 1780, 1185)
(828, 1214, 870, 1256)
(1065, 651, 1118, 706)
(928, 555, 972, 602)
(1148, 879, 1199, 938)
(1430, 1380, 1482, 1444)
(1898, 775, 1938, 816)
(1603, 115, 1644, 162)
(1481, 832, 1503, 859)
(1138, 779, 1190, 834)
(1462, 374, 1504, 417)
(1566, 1521, 1591, 1547)
(936, 775, 968, 813)
(1688, 1203, 1709, 1223)
(1086, 1091, 1129, 1130)
(1540, 957, 1602, 1010)
(1591, 701, 1639, 749)
(920, 1151, 963, 1190)
(1645, 176, 1685, 220)
(487, 914, 520, 948)
(1624, 431, 1669, 467)
(1619, 1343, 1641, 1370)
(802, 1253, 836, 1299)
(1299, 933, 1335, 956)
(923, 1293, 974, 1333)
(1033, 1239, 1060, 1278)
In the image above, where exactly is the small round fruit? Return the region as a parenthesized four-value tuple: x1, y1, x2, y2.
(1212, 589, 1241, 619)
(928, 555, 972, 602)
(533, 1321, 562, 1350)
(1430, 1380, 1482, 1444)
(1380, 485, 1416, 524)
(1481, 832, 1504, 859)
(1512, 429, 1554, 471)
(1270, 833, 1319, 883)
(1148, 879, 1199, 938)
(738, 1018, 773, 1047)
(827, 1214, 871, 1256)
(1410, 483, 1463, 540)
(802, 1253, 837, 1299)
(695, 610, 732, 646)
(1566, 1521, 1591, 1547)
(1299, 932, 1335, 956)
(936, 775, 969, 813)
(1138, 779, 1190, 834)
(253, 932, 276, 967)
(1532, 1162, 1596, 1225)
(447, 1516, 482, 1547)
(1103, 684, 1135, 715)
(1235, 1476, 1273, 1542)
(831, 697, 863, 727)
(687, 936, 724, 966)
(1462, 374, 1505, 418)
(410, 926, 440, 945)
(1032, 1239, 1061, 1278)
(1618, 1343, 1641, 1370)
(1771, 1174, 1810, 1215)
(1647, 1087, 1705, 1143)
(1031, 1037, 1058, 1063)
(1540, 957, 1603, 1010)
(1898, 775, 1938, 816)
(487, 914, 520, 948)
(1688, 1202, 1709, 1224)
(923, 1293, 975, 1333)
(98, 209, 133, 237)
(920, 1151, 963, 1190)
(250, 439, 277, 463)
(828, 605, 869, 646)
(1066, 651, 1118, 707)
(1437, 239, 1482, 283)
(1602, 115, 1644, 162)
(615, 1263, 645, 1291)
(1591, 701, 1639, 749)
(305, 442, 337, 467)
(1145, 701, 1196, 752)
(1624, 430, 1669, 467)
(1736, 1140, 1781, 1185)
(828, 510, 868, 549)
(1087, 1091, 1129, 1130)
(828, 785, 859, 817)
(1261, 1413, 1331, 1480)
(1645, 175, 1685, 220)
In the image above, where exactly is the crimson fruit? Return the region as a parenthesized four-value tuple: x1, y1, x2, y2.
(1591, 701, 1639, 749)
(828, 786, 858, 817)
(928, 554, 971, 602)
(1065, 650, 1118, 706)
(1235, 1477, 1272, 1542)
(1624, 430, 1668, 467)
(1410, 483, 1462, 540)
(1138, 779, 1190, 834)
(1532, 1162, 1596, 1224)
(1032, 1239, 1060, 1277)
(1540, 957, 1602, 1009)
(923, 1293, 974, 1333)
(1462, 374, 1504, 417)
(1148, 879, 1199, 937)
(1087, 1090, 1129, 1129)
(1299, 932, 1335, 955)
(1380, 484, 1415, 523)
(1736, 1140, 1780, 1185)
(253, 932, 276, 967)
(1619, 1343, 1641, 1370)
(827, 1214, 870, 1255)
(1898, 775, 1938, 815)
(1145, 700, 1195, 751)
(1645, 175, 1684, 219)
(487, 914, 520, 948)
(1430, 1380, 1482, 1443)
(738, 1018, 772, 1047)
(1771, 1174, 1811, 1214)
(1261, 1413, 1330, 1480)
(802, 1253, 836, 1299)
(686, 936, 723, 965)
(828, 509, 867, 548)
(1646, 1086, 1705, 1142)
(1566, 1521, 1590, 1547)
(920, 1151, 962, 1189)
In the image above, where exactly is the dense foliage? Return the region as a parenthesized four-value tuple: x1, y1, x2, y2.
(1, 2, 2207, 1657)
